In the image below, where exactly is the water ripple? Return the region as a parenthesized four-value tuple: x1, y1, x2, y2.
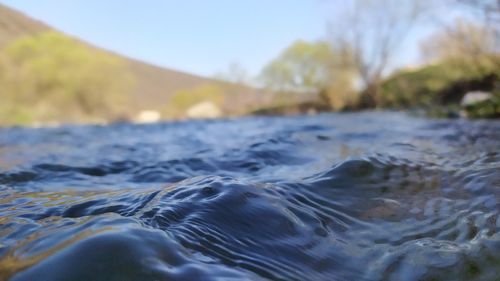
(0, 112, 499, 280)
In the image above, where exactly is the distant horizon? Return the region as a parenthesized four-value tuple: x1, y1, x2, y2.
(0, 1, 470, 79)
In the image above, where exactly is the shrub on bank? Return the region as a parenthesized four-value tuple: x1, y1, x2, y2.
(378, 56, 499, 109)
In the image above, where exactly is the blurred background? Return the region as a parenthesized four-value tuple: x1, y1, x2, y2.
(0, 0, 498, 126)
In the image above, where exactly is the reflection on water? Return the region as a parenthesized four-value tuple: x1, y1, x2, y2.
(0, 112, 499, 280)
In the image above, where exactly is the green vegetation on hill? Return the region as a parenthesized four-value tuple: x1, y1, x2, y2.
(0, 3, 270, 126)
(0, 32, 134, 125)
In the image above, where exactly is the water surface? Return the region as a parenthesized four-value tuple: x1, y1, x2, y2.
(0, 112, 499, 280)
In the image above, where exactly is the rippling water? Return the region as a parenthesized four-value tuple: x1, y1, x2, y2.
(0, 112, 499, 281)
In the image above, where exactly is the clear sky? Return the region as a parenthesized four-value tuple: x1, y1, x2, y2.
(0, 1, 463, 78)
(1, 0, 334, 77)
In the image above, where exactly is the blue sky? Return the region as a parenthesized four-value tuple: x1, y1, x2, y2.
(1, 1, 462, 78)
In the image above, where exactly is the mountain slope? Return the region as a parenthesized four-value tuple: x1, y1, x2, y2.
(0, 3, 270, 114)
(0, 3, 49, 46)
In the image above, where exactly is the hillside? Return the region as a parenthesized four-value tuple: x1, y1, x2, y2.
(0, 3, 48, 46)
(0, 3, 271, 116)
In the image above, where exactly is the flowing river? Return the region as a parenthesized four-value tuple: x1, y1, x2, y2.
(0, 112, 499, 281)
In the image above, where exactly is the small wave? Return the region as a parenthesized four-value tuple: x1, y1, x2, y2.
(0, 112, 498, 280)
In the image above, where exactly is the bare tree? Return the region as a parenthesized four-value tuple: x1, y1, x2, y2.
(328, 0, 429, 107)
(421, 18, 498, 60)
(420, 18, 499, 78)
(457, 0, 500, 25)
(455, 0, 500, 52)
(215, 62, 251, 85)
(420, 0, 499, 75)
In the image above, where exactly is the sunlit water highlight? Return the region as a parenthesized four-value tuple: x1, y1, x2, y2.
(0, 112, 499, 281)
